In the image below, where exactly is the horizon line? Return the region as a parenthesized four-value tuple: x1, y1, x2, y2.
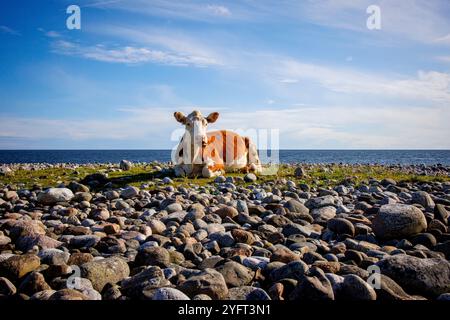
(1, 149, 450, 151)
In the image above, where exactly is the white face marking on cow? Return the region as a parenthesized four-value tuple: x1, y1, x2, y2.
(174, 110, 219, 164)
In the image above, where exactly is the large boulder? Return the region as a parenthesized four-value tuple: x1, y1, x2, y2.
(80, 256, 130, 292)
(179, 268, 229, 299)
(0, 254, 41, 280)
(376, 254, 450, 297)
(37, 188, 74, 204)
(16, 234, 62, 252)
(372, 204, 427, 240)
(216, 261, 254, 288)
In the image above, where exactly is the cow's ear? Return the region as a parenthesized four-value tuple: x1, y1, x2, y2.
(206, 112, 219, 123)
(174, 112, 187, 124)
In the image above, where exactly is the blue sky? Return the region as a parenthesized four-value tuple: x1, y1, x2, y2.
(0, 0, 449, 149)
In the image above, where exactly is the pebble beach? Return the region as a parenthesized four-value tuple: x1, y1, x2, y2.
(0, 161, 450, 301)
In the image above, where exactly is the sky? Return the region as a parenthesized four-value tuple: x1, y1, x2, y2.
(0, 0, 449, 150)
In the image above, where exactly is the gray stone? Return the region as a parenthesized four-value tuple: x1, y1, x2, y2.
(80, 256, 130, 292)
(120, 186, 140, 199)
(153, 287, 190, 300)
(37, 188, 74, 204)
(120, 160, 133, 171)
(284, 199, 309, 214)
(244, 173, 257, 182)
(311, 206, 336, 221)
(216, 261, 254, 288)
(372, 204, 427, 240)
(412, 191, 435, 208)
(38, 249, 70, 265)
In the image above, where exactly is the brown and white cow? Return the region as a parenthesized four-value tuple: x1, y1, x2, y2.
(172, 110, 262, 178)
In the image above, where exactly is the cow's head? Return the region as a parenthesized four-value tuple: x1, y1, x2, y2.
(174, 110, 219, 147)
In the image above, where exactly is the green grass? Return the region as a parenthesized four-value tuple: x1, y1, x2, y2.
(0, 164, 448, 190)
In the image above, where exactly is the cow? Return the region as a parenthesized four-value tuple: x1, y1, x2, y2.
(172, 110, 262, 178)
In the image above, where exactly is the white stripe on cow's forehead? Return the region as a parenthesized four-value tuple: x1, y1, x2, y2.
(187, 110, 203, 120)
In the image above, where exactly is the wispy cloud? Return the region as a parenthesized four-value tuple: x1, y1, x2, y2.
(268, 0, 450, 45)
(2, 105, 449, 149)
(45, 31, 61, 38)
(436, 56, 450, 63)
(51, 40, 220, 67)
(91, 25, 226, 66)
(271, 58, 450, 103)
(206, 5, 231, 17)
(279, 79, 299, 84)
(0, 25, 20, 36)
(86, 0, 236, 22)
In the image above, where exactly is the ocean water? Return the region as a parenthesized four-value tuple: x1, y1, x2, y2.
(0, 150, 449, 165)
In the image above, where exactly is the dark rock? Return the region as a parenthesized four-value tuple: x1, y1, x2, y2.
(215, 206, 238, 219)
(337, 274, 376, 300)
(0, 277, 16, 295)
(411, 191, 434, 208)
(434, 204, 449, 224)
(49, 289, 88, 300)
(216, 261, 254, 288)
(377, 274, 414, 301)
(289, 268, 334, 301)
(18, 272, 51, 296)
(327, 218, 355, 236)
(179, 268, 228, 299)
(270, 261, 309, 282)
(434, 240, 450, 259)
(135, 246, 170, 268)
(377, 254, 450, 297)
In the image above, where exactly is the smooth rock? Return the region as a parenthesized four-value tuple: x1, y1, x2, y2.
(377, 254, 450, 297)
(372, 204, 427, 240)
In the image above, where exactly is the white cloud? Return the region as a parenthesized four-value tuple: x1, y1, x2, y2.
(272, 59, 450, 102)
(0, 25, 20, 36)
(206, 5, 231, 17)
(276, 0, 450, 45)
(45, 31, 61, 38)
(279, 79, 299, 84)
(91, 25, 225, 66)
(51, 40, 220, 67)
(436, 56, 450, 63)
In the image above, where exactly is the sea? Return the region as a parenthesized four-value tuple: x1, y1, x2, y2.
(0, 150, 449, 165)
